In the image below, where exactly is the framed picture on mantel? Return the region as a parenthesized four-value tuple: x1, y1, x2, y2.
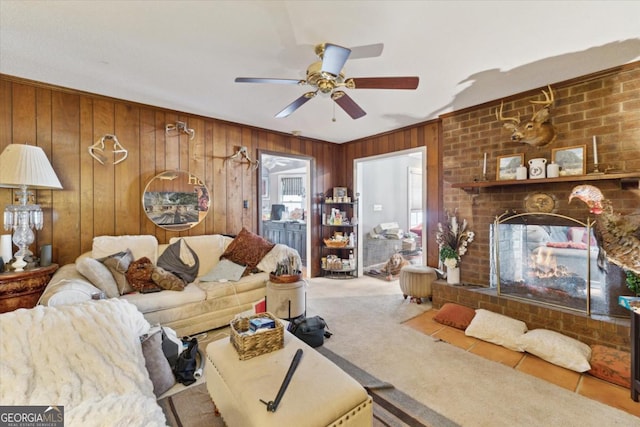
(496, 154, 524, 181)
(552, 145, 586, 176)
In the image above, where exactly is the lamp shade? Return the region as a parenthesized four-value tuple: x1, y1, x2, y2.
(0, 144, 63, 189)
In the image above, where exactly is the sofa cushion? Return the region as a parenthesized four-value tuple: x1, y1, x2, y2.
(220, 228, 275, 275)
(169, 235, 232, 277)
(141, 327, 176, 396)
(92, 235, 159, 264)
(197, 272, 268, 300)
(516, 329, 592, 372)
(199, 259, 247, 282)
(121, 283, 205, 314)
(100, 249, 135, 295)
(434, 303, 476, 330)
(588, 345, 631, 388)
(157, 239, 199, 284)
(38, 278, 102, 306)
(76, 257, 120, 298)
(465, 309, 528, 352)
(152, 266, 186, 291)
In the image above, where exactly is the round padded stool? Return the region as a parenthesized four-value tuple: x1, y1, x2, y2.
(266, 279, 306, 320)
(399, 265, 437, 304)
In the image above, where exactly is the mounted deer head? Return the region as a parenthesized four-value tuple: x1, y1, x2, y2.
(496, 85, 557, 147)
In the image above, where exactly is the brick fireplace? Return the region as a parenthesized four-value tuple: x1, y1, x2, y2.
(436, 63, 639, 348)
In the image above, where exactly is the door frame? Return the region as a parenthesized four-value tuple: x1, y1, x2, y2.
(354, 147, 427, 276)
(257, 150, 314, 277)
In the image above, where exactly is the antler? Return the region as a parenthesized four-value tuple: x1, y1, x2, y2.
(496, 101, 520, 126)
(529, 85, 554, 123)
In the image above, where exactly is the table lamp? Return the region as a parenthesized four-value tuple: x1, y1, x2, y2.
(0, 144, 62, 271)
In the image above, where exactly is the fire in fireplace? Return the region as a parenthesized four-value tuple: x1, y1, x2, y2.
(490, 211, 619, 315)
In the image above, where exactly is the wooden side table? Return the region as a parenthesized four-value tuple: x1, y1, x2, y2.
(0, 264, 58, 313)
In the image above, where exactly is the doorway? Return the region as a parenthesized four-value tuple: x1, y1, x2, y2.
(354, 147, 426, 276)
(258, 151, 312, 277)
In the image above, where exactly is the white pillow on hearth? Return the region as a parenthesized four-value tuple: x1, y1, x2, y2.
(516, 329, 592, 372)
(465, 309, 528, 352)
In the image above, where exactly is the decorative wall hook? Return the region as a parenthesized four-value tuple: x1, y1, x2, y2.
(223, 146, 259, 171)
(89, 134, 128, 165)
(166, 121, 195, 140)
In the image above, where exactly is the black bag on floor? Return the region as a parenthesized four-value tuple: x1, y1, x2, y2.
(174, 337, 199, 386)
(287, 316, 331, 348)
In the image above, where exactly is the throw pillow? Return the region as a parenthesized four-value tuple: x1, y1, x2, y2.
(588, 344, 631, 388)
(433, 303, 476, 330)
(76, 257, 119, 298)
(100, 249, 135, 295)
(516, 329, 592, 372)
(141, 328, 176, 397)
(157, 239, 199, 284)
(199, 259, 247, 282)
(220, 227, 275, 275)
(38, 279, 102, 306)
(151, 266, 185, 291)
(465, 309, 528, 352)
(126, 257, 161, 293)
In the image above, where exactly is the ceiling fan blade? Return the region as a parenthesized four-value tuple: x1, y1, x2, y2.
(332, 91, 366, 119)
(235, 77, 302, 85)
(348, 76, 419, 90)
(275, 92, 316, 118)
(348, 43, 384, 59)
(321, 43, 351, 77)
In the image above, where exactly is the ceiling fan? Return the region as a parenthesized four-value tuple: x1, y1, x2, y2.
(235, 43, 419, 120)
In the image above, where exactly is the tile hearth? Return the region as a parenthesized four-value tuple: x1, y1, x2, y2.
(404, 310, 640, 419)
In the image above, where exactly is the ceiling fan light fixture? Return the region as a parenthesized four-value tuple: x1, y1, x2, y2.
(236, 41, 418, 120)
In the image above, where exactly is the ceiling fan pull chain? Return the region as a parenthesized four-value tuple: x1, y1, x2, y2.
(332, 102, 336, 122)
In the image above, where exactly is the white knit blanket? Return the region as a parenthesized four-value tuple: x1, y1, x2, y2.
(0, 299, 167, 426)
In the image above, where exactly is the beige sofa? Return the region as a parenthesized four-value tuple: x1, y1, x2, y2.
(39, 234, 300, 336)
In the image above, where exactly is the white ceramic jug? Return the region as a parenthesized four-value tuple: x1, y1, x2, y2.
(516, 165, 528, 180)
(547, 161, 560, 178)
(528, 158, 547, 179)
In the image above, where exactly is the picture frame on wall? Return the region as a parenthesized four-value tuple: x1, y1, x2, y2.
(496, 154, 524, 181)
(552, 145, 586, 176)
(333, 187, 348, 200)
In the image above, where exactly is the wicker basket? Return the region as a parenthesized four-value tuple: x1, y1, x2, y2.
(230, 312, 284, 360)
(269, 272, 302, 283)
(324, 238, 348, 248)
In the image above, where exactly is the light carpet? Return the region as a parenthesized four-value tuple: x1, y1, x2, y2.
(305, 276, 640, 427)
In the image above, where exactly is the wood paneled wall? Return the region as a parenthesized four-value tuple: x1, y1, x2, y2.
(337, 122, 443, 267)
(0, 75, 338, 274)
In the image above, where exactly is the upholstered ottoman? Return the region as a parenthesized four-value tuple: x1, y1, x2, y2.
(399, 265, 437, 303)
(205, 330, 372, 427)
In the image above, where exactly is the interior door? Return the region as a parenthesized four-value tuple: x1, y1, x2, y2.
(258, 151, 312, 277)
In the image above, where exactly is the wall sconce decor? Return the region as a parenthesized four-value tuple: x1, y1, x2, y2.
(165, 121, 195, 140)
(89, 134, 128, 165)
(223, 146, 259, 171)
(0, 144, 63, 271)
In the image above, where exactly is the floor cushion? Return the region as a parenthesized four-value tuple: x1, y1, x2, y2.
(588, 344, 631, 388)
(434, 303, 476, 330)
(465, 309, 527, 352)
(517, 329, 591, 372)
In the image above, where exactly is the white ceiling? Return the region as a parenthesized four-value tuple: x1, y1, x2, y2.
(1, 1, 639, 144)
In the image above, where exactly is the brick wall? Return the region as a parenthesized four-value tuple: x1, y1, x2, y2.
(440, 62, 640, 286)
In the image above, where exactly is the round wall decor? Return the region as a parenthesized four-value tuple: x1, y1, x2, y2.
(524, 192, 557, 213)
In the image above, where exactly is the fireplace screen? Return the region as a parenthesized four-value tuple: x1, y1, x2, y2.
(490, 212, 606, 314)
